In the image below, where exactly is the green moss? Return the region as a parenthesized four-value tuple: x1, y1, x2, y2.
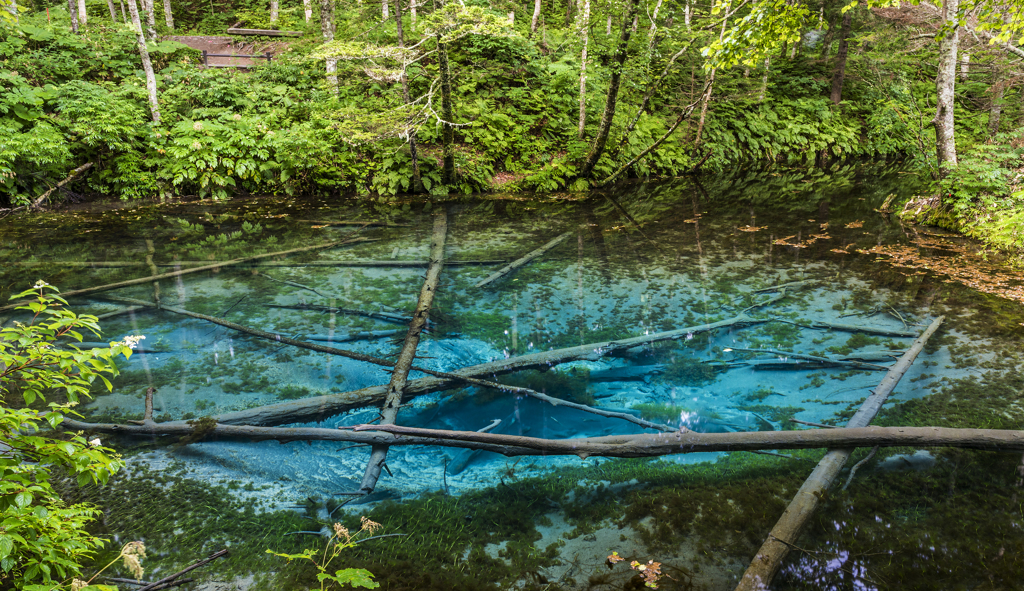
(827, 333, 882, 355)
(657, 356, 718, 387)
(630, 403, 692, 422)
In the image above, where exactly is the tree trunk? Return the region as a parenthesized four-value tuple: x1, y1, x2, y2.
(78, 0, 87, 24)
(577, 0, 639, 180)
(162, 0, 172, 27)
(829, 8, 852, 104)
(438, 39, 456, 187)
(120, 0, 127, 22)
(531, 0, 540, 36)
(127, 0, 160, 123)
(989, 82, 1004, 135)
(684, 0, 690, 29)
(68, 0, 79, 32)
(320, 0, 337, 92)
(393, 0, 423, 192)
(647, 0, 662, 49)
(106, 0, 117, 21)
(933, 0, 959, 172)
(381, 0, 388, 21)
(694, 0, 730, 149)
(578, 0, 591, 139)
(302, 0, 310, 21)
(959, 51, 969, 82)
(270, 0, 278, 21)
(606, 5, 611, 35)
(358, 209, 447, 494)
(759, 56, 770, 102)
(142, 0, 156, 39)
(735, 315, 944, 591)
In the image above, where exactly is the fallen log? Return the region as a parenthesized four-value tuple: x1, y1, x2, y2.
(31, 162, 93, 210)
(474, 231, 572, 288)
(751, 279, 817, 294)
(267, 303, 411, 324)
(103, 577, 194, 590)
(136, 549, 228, 591)
(358, 207, 448, 494)
(196, 313, 767, 427)
(725, 348, 889, 371)
(0, 236, 375, 314)
(734, 314, 945, 591)
(774, 318, 917, 338)
(304, 330, 400, 343)
(8, 260, 505, 268)
(62, 418, 1024, 457)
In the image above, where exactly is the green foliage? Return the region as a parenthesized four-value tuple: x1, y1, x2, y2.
(630, 402, 692, 422)
(0, 283, 131, 589)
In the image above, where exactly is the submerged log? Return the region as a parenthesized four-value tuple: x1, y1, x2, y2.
(9, 259, 505, 268)
(0, 236, 374, 314)
(775, 318, 918, 338)
(358, 207, 448, 494)
(304, 330, 399, 343)
(734, 314, 945, 591)
(725, 348, 889, 371)
(267, 303, 411, 324)
(62, 419, 1024, 457)
(474, 231, 572, 288)
(196, 313, 767, 427)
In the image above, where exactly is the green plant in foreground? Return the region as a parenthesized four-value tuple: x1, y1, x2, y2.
(267, 516, 381, 589)
(0, 283, 136, 590)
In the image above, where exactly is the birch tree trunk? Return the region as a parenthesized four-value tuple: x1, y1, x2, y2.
(578, 0, 591, 139)
(531, 0, 541, 37)
(127, 0, 160, 123)
(381, 0, 388, 20)
(933, 0, 959, 171)
(120, 0, 127, 22)
(68, 0, 79, 32)
(684, 0, 690, 29)
(393, 0, 423, 192)
(577, 0, 639, 180)
(162, 0, 172, 28)
(143, 0, 156, 39)
(303, 0, 311, 21)
(106, 0, 117, 21)
(647, 0, 662, 49)
(694, 0, 730, 148)
(438, 39, 456, 186)
(270, 0, 278, 21)
(78, 0, 87, 24)
(320, 0, 337, 93)
(959, 51, 970, 82)
(829, 8, 852, 104)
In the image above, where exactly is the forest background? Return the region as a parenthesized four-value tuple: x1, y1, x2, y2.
(3, 0, 1024, 251)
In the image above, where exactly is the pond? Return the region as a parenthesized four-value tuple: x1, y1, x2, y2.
(3, 162, 1024, 591)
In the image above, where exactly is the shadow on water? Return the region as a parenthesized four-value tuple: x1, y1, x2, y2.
(5, 162, 1024, 590)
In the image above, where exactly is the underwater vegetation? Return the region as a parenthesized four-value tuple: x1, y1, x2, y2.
(655, 355, 718, 388)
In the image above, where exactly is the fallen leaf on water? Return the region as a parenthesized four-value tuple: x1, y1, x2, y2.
(738, 225, 765, 232)
(845, 220, 864, 229)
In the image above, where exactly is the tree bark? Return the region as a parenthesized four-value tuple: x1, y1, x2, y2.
(475, 231, 572, 287)
(358, 208, 447, 494)
(829, 8, 852, 104)
(142, 0, 156, 39)
(694, 0, 729, 149)
(531, 0, 541, 36)
(183, 314, 768, 428)
(106, 0, 118, 21)
(78, 0, 87, 24)
(577, 0, 591, 139)
(64, 420, 1024, 459)
(438, 39, 456, 187)
(320, 0, 337, 92)
(68, 0, 79, 31)
(394, 0, 423, 192)
(381, 0, 388, 20)
(270, 0, 278, 21)
(959, 51, 969, 82)
(734, 315, 944, 591)
(933, 0, 959, 172)
(126, 0, 160, 123)
(162, 0, 172, 28)
(989, 82, 1004, 135)
(0, 237, 368, 313)
(30, 162, 93, 210)
(577, 0, 639, 180)
(303, 0, 310, 21)
(647, 0, 662, 48)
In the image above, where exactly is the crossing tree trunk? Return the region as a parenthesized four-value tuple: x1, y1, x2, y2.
(577, 0, 639, 180)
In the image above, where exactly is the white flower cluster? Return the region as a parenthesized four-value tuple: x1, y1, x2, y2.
(118, 335, 146, 349)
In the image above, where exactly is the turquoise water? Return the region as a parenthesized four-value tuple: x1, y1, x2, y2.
(3, 164, 1024, 590)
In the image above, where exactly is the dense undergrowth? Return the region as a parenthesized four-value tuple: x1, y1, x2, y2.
(2, 0, 1017, 207)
